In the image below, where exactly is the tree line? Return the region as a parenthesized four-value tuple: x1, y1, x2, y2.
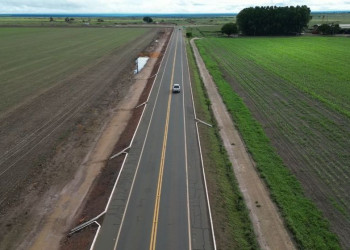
(236, 5, 312, 35)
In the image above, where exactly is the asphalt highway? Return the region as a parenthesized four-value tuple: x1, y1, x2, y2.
(93, 28, 214, 250)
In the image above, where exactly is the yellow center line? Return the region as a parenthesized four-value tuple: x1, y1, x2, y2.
(149, 30, 179, 250)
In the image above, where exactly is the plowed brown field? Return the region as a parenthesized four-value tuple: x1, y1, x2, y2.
(0, 27, 162, 249)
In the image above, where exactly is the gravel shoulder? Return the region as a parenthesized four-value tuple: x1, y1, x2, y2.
(190, 38, 295, 250)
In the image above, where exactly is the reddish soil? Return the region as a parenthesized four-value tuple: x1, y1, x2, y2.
(0, 28, 170, 250)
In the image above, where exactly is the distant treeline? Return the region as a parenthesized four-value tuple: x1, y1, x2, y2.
(237, 5, 312, 35)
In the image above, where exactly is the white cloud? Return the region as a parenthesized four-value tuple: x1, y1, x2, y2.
(0, 0, 349, 14)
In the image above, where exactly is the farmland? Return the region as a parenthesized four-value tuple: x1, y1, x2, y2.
(310, 12, 350, 25)
(196, 36, 349, 248)
(0, 15, 236, 27)
(0, 27, 152, 114)
(0, 26, 162, 248)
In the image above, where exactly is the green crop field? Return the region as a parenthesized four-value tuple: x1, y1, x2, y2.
(0, 27, 151, 115)
(310, 12, 350, 25)
(195, 36, 350, 248)
(188, 26, 222, 38)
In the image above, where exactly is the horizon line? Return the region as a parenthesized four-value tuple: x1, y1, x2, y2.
(1, 10, 350, 17)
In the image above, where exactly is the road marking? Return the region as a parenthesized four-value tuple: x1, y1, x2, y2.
(187, 38, 217, 250)
(113, 30, 176, 250)
(149, 30, 179, 250)
(180, 33, 192, 250)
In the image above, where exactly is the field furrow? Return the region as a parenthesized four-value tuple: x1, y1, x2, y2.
(0, 26, 158, 210)
(213, 44, 350, 211)
(197, 36, 350, 248)
(0, 28, 150, 114)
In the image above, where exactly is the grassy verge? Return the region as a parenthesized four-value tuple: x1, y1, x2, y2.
(195, 40, 341, 249)
(186, 39, 258, 249)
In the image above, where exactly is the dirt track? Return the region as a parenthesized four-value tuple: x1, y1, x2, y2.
(0, 28, 163, 250)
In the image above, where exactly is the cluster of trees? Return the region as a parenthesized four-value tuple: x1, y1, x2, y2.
(221, 23, 238, 36)
(236, 5, 312, 35)
(317, 23, 341, 35)
(64, 17, 75, 23)
(143, 16, 153, 23)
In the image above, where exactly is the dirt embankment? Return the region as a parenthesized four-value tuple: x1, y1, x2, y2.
(0, 28, 170, 250)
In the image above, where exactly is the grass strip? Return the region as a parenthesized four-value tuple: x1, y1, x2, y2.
(195, 40, 341, 249)
(186, 39, 258, 250)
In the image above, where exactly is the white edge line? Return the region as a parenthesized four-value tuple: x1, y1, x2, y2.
(113, 28, 175, 250)
(105, 153, 128, 211)
(89, 221, 102, 250)
(180, 30, 192, 250)
(89, 28, 175, 249)
(186, 38, 217, 250)
(88, 154, 128, 248)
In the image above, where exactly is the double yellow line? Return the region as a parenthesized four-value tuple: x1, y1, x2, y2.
(149, 31, 179, 250)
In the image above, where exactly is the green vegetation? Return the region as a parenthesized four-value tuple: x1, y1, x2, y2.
(190, 33, 350, 117)
(188, 26, 222, 38)
(318, 23, 341, 34)
(183, 13, 350, 36)
(195, 37, 345, 248)
(212, 37, 350, 117)
(186, 40, 258, 249)
(310, 12, 350, 26)
(221, 23, 238, 36)
(0, 27, 150, 114)
(143, 16, 153, 23)
(237, 6, 312, 35)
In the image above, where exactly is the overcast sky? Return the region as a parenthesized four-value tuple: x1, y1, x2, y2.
(0, 0, 349, 14)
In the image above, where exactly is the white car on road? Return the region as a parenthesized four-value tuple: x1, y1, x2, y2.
(172, 83, 181, 93)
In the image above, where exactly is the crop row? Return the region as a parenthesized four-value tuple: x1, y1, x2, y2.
(221, 37, 350, 118)
(199, 38, 350, 219)
(195, 37, 344, 249)
(0, 27, 150, 114)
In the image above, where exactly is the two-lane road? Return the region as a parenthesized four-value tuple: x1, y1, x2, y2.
(94, 28, 214, 250)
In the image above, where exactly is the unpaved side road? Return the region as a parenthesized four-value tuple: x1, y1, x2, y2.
(190, 39, 295, 250)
